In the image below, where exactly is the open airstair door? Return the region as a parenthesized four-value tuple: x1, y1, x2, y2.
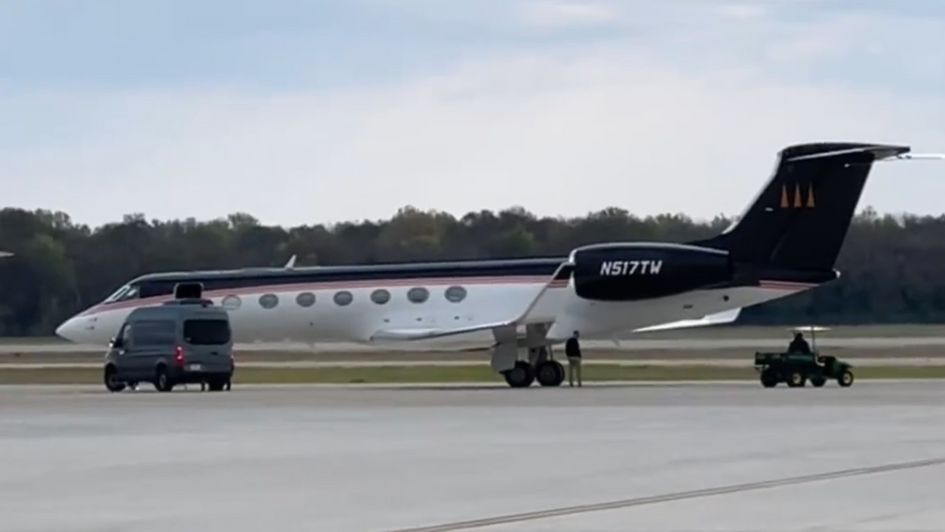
(369, 262, 571, 343)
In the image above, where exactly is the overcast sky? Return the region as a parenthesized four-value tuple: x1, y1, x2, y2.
(1, 0, 944, 227)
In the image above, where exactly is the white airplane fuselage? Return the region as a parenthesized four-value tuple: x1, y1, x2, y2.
(56, 262, 811, 348)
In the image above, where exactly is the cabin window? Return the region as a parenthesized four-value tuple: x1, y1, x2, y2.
(222, 295, 242, 310)
(370, 289, 391, 305)
(407, 287, 429, 304)
(334, 291, 353, 306)
(445, 286, 467, 303)
(296, 292, 316, 307)
(259, 293, 279, 309)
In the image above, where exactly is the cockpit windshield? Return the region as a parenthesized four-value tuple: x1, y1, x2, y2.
(103, 284, 140, 304)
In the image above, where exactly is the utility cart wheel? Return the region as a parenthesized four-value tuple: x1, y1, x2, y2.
(838, 370, 854, 387)
(760, 370, 778, 388)
(786, 371, 806, 388)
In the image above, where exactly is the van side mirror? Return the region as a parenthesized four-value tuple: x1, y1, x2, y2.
(110, 337, 124, 349)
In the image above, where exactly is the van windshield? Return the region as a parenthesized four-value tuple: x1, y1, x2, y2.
(183, 319, 231, 345)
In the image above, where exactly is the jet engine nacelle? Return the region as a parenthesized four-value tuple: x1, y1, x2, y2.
(571, 243, 732, 301)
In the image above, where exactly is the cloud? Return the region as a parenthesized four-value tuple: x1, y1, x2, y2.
(1, 2, 944, 227)
(519, 1, 618, 29)
(3, 45, 943, 228)
(717, 3, 768, 21)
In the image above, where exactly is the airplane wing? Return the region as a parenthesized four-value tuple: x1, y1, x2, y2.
(632, 308, 741, 333)
(371, 321, 515, 342)
(369, 262, 571, 342)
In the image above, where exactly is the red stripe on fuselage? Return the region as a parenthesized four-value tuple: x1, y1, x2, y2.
(79, 275, 565, 317)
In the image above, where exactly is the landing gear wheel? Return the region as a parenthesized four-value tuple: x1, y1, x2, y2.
(154, 367, 174, 392)
(760, 370, 778, 388)
(503, 361, 535, 388)
(810, 376, 827, 388)
(104, 367, 125, 393)
(553, 360, 565, 385)
(536, 360, 565, 387)
(786, 371, 806, 388)
(838, 370, 854, 387)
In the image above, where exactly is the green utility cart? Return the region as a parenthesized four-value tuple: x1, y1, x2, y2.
(753, 326, 855, 388)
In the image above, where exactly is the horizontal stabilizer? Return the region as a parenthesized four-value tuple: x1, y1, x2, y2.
(632, 308, 741, 333)
(879, 153, 945, 161)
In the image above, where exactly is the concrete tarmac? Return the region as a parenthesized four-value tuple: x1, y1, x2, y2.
(2, 383, 945, 531)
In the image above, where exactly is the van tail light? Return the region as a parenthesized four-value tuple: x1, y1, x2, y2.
(174, 346, 185, 367)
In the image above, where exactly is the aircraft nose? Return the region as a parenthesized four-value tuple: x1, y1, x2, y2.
(55, 317, 80, 342)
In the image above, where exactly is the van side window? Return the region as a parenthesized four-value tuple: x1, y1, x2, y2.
(184, 319, 231, 345)
(132, 320, 176, 346)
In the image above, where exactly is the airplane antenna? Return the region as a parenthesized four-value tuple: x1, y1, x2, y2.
(284, 254, 297, 269)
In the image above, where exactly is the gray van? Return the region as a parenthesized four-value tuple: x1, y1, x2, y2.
(104, 297, 234, 392)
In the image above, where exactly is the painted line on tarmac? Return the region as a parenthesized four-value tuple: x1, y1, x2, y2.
(394, 456, 945, 532)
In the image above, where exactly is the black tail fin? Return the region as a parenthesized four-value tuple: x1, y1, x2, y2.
(696, 142, 909, 271)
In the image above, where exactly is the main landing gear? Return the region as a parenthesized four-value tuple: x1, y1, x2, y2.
(499, 347, 566, 388)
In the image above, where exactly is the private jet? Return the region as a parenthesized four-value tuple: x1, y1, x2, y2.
(56, 142, 943, 387)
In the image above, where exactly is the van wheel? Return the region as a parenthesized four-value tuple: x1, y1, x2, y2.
(207, 379, 226, 392)
(810, 376, 827, 388)
(104, 366, 125, 393)
(154, 366, 174, 392)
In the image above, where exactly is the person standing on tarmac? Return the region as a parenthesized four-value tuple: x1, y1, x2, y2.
(565, 331, 582, 387)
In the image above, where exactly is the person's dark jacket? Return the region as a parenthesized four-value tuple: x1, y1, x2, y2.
(789, 337, 811, 354)
(565, 337, 581, 358)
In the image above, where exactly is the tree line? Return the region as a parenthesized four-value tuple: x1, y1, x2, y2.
(0, 206, 943, 336)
